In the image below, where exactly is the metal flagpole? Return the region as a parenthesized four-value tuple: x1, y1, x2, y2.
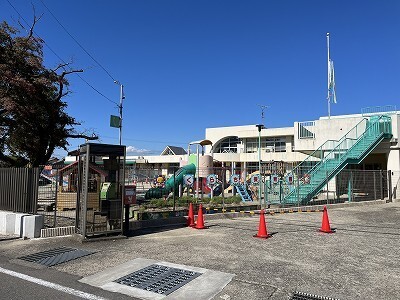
(327, 32, 331, 119)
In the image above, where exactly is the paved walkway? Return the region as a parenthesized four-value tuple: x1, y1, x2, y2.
(1, 201, 399, 299)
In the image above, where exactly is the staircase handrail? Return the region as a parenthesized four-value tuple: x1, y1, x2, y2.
(285, 115, 392, 203)
(293, 117, 369, 175)
(306, 115, 391, 179)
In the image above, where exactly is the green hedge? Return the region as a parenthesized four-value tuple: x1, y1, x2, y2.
(146, 195, 242, 209)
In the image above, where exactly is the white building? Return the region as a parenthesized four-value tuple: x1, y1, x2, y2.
(206, 111, 399, 173)
(65, 107, 400, 201)
(127, 107, 400, 201)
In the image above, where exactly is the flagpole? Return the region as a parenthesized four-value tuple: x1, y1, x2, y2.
(327, 32, 330, 119)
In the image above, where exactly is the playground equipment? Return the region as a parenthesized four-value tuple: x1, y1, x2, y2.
(145, 164, 196, 199)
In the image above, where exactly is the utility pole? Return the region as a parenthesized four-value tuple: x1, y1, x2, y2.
(114, 81, 125, 145)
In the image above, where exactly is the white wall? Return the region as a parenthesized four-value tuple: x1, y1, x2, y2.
(294, 114, 365, 152)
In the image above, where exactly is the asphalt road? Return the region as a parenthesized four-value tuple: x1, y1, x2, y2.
(0, 200, 399, 300)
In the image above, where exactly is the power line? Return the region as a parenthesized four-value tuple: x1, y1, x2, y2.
(101, 135, 188, 145)
(39, 0, 117, 82)
(5, 0, 118, 106)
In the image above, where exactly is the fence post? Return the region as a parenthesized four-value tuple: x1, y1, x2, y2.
(54, 169, 58, 227)
(173, 167, 176, 212)
(388, 170, 392, 202)
(296, 169, 300, 207)
(326, 171, 329, 205)
(380, 170, 384, 200)
(347, 171, 353, 202)
(373, 171, 377, 200)
(221, 166, 225, 200)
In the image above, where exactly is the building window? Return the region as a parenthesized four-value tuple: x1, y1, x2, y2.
(214, 137, 240, 153)
(246, 138, 258, 153)
(245, 137, 287, 153)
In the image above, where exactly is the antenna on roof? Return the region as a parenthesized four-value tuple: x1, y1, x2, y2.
(258, 105, 269, 127)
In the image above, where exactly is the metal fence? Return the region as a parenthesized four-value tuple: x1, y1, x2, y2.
(127, 166, 396, 205)
(1, 165, 398, 229)
(37, 165, 81, 228)
(0, 167, 39, 213)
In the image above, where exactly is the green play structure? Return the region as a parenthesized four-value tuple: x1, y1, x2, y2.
(145, 163, 196, 199)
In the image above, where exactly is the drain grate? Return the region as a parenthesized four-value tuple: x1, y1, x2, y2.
(114, 264, 201, 295)
(291, 291, 340, 300)
(18, 247, 95, 267)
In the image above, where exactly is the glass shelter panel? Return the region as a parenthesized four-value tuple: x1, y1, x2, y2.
(76, 143, 126, 238)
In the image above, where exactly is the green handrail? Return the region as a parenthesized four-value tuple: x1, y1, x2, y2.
(285, 115, 392, 204)
(307, 115, 391, 178)
(293, 117, 369, 177)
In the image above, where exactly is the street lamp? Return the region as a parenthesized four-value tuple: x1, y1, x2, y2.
(256, 124, 265, 207)
(114, 80, 125, 145)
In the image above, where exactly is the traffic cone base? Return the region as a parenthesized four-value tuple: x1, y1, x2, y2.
(194, 204, 206, 229)
(253, 210, 271, 239)
(187, 203, 195, 227)
(318, 228, 335, 233)
(319, 205, 335, 234)
(253, 233, 272, 239)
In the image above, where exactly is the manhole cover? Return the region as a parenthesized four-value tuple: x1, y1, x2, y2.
(114, 264, 201, 295)
(18, 247, 95, 267)
(291, 291, 340, 300)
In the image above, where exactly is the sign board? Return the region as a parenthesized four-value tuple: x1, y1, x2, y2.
(183, 174, 194, 187)
(206, 174, 217, 187)
(286, 173, 294, 185)
(271, 174, 279, 184)
(230, 174, 240, 186)
(110, 115, 121, 128)
(251, 174, 261, 185)
(124, 185, 136, 205)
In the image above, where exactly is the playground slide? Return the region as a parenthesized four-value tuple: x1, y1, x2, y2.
(145, 164, 196, 199)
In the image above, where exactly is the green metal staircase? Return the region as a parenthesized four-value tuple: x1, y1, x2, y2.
(235, 184, 253, 201)
(284, 115, 392, 205)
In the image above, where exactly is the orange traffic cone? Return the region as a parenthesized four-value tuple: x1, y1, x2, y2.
(319, 206, 335, 233)
(254, 210, 271, 239)
(194, 204, 206, 229)
(187, 203, 195, 227)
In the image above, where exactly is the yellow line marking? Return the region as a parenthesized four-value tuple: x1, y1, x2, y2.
(230, 210, 236, 212)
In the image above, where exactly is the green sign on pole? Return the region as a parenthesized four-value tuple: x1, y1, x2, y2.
(110, 115, 121, 128)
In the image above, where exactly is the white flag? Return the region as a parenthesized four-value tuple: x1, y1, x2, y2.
(328, 59, 337, 103)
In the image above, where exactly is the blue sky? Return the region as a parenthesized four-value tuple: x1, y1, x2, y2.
(1, 0, 399, 157)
